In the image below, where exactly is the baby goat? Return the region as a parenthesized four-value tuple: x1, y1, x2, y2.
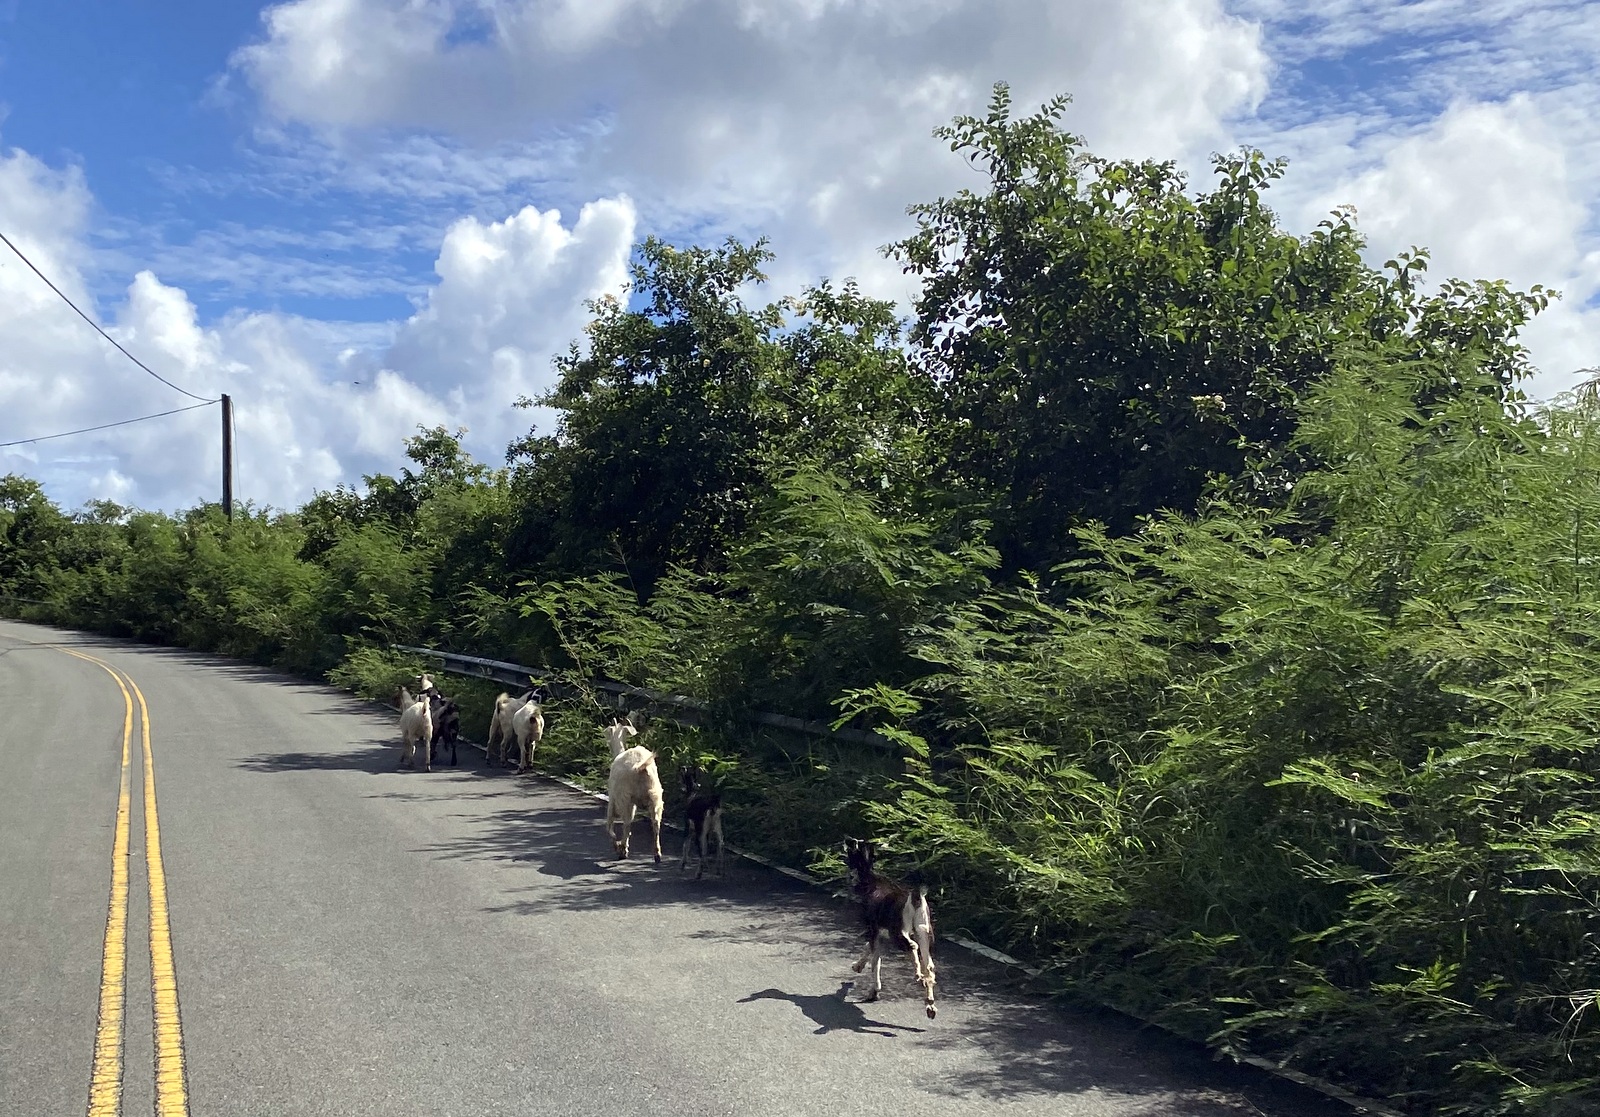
(842, 838, 936, 1019)
(678, 764, 725, 880)
(417, 674, 461, 767)
(395, 686, 433, 772)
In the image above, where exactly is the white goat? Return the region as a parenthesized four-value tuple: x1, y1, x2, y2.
(487, 683, 541, 767)
(512, 699, 545, 773)
(603, 719, 662, 862)
(604, 717, 638, 759)
(396, 686, 433, 772)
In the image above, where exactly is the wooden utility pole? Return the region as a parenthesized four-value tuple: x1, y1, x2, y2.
(221, 393, 234, 521)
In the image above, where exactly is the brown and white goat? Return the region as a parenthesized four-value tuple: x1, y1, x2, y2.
(679, 764, 725, 879)
(395, 686, 433, 772)
(842, 837, 936, 1019)
(604, 719, 662, 862)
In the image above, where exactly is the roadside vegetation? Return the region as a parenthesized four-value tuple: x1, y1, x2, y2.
(4, 85, 1597, 1115)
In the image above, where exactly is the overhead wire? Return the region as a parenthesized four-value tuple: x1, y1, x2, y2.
(0, 228, 217, 403)
(0, 401, 215, 448)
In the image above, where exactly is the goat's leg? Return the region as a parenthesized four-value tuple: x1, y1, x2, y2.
(867, 951, 884, 1002)
(617, 803, 636, 859)
(680, 824, 694, 872)
(693, 823, 708, 880)
(649, 801, 663, 865)
(711, 814, 726, 877)
(852, 932, 876, 975)
(908, 902, 934, 1017)
(898, 932, 927, 1006)
(920, 949, 937, 1019)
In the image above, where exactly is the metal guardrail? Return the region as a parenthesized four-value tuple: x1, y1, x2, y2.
(390, 643, 896, 751)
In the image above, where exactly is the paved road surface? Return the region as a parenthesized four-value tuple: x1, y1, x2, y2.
(0, 619, 1359, 1116)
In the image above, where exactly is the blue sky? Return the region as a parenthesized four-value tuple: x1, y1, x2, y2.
(2, 0, 1598, 512)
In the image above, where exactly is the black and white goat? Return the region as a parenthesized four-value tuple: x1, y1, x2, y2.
(842, 837, 937, 1019)
(417, 673, 461, 767)
(678, 763, 725, 880)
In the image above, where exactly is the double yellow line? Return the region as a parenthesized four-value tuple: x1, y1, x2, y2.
(60, 648, 189, 1117)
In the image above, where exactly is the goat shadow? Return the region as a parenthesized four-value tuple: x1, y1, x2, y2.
(739, 982, 927, 1038)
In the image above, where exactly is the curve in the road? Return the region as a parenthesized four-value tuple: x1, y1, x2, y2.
(54, 644, 190, 1117)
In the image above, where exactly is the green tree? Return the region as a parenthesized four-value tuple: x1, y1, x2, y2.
(891, 84, 1402, 571)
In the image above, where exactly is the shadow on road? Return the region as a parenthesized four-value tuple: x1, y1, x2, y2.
(738, 982, 926, 1037)
(236, 737, 403, 774)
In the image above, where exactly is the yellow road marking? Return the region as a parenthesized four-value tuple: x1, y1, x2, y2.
(59, 649, 133, 1117)
(56, 647, 190, 1117)
(132, 678, 189, 1115)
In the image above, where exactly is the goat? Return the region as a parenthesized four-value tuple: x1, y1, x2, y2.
(512, 698, 545, 773)
(417, 674, 461, 767)
(842, 838, 936, 1019)
(604, 722, 662, 862)
(395, 686, 433, 772)
(487, 683, 541, 767)
(604, 714, 638, 759)
(679, 763, 725, 880)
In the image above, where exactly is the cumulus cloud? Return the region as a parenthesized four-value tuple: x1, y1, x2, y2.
(1261, 93, 1600, 399)
(385, 195, 635, 433)
(12, 0, 1600, 513)
(1233, 1, 1600, 396)
(228, 0, 1600, 393)
(1, 141, 636, 512)
(232, 0, 1270, 299)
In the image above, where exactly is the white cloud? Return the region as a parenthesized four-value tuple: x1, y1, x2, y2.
(12, 0, 1600, 514)
(386, 196, 634, 405)
(233, 0, 1270, 302)
(1262, 92, 1600, 399)
(0, 141, 636, 512)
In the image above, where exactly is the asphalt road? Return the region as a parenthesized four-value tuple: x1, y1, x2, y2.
(0, 618, 1360, 1117)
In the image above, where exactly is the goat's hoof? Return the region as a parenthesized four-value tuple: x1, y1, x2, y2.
(864, 989, 880, 1003)
(926, 1005, 937, 1020)
(851, 960, 867, 974)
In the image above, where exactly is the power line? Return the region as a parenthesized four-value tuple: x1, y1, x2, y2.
(0, 229, 217, 404)
(0, 401, 215, 448)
